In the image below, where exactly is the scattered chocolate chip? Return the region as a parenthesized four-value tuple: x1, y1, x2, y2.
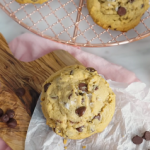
(51, 96, 58, 99)
(93, 113, 101, 120)
(1, 114, 9, 123)
(75, 106, 86, 117)
(44, 83, 51, 92)
(7, 118, 17, 128)
(132, 135, 143, 145)
(15, 88, 25, 97)
(68, 93, 72, 99)
(95, 86, 98, 90)
(0, 109, 3, 117)
(86, 67, 96, 72)
(141, 4, 144, 8)
(143, 131, 150, 141)
(81, 98, 84, 104)
(117, 7, 126, 16)
(6, 109, 15, 118)
(75, 92, 78, 96)
(76, 126, 84, 132)
(129, 0, 134, 3)
(79, 83, 88, 92)
(70, 70, 73, 75)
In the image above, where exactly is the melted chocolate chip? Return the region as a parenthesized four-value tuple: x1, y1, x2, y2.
(1, 114, 9, 123)
(75, 106, 86, 117)
(117, 7, 126, 16)
(79, 83, 88, 92)
(0, 109, 3, 117)
(6, 109, 15, 118)
(86, 67, 96, 72)
(68, 93, 72, 99)
(15, 88, 25, 97)
(81, 98, 84, 104)
(7, 118, 17, 128)
(44, 83, 51, 92)
(70, 70, 73, 75)
(141, 4, 144, 8)
(143, 131, 150, 141)
(76, 126, 84, 132)
(132, 135, 143, 145)
(93, 113, 101, 120)
(95, 86, 98, 90)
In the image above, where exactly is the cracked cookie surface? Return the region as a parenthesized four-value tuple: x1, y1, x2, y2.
(41, 65, 115, 139)
(87, 0, 149, 31)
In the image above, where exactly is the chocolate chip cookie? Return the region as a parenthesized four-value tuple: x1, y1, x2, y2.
(15, 0, 47, 4)
(87, 0, 149, 31)
(41, 65, 115, 139)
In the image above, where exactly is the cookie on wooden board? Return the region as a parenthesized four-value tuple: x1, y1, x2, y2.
(41, 65, 115, 139)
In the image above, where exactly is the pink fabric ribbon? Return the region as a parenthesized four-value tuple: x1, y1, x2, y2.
(0, 33, 139, 150)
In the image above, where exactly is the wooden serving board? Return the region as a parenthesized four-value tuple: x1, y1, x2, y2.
(0, 33, 81, 150)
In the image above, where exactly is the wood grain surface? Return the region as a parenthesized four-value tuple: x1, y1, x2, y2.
(0, 33, 81, 150)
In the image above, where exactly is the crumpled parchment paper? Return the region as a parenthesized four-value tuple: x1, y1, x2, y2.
(25, 80, 150, 150)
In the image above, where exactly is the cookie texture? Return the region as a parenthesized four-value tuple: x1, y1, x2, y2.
(15, 0, 47, 4)
(87, 0, 149, 31)
(41, 65, 115, 139)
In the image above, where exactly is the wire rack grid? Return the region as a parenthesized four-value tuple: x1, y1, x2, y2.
(0, 0, 150, 47)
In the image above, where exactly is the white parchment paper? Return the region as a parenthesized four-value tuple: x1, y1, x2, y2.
(25, 81, 150, 150)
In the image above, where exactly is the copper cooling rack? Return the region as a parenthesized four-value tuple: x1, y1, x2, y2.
(0, 0, 150, 47)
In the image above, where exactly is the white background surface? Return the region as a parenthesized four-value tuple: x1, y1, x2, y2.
(0, 8, 150, 86)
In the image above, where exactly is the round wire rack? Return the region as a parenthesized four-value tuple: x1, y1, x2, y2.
(0, 0, 150, 47)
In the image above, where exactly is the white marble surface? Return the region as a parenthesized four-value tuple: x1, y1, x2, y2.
(0, 8, 150, 86)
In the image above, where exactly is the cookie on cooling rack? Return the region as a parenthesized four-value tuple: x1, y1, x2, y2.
(15, 0, 47, 4)
(87, 0, 149, 32)
(41, 65, 115, 139)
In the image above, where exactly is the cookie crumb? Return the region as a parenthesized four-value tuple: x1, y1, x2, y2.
(82, 146, 86, 149)
(63, 139, 67, 145)
(64, 146, 67, 149)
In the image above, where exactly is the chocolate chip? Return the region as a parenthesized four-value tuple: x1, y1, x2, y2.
(141, 4, 144, 8)
(76, 126, 84, 132)
(81, 98, 84, 104)
(79, 92, 84, 96)
(117, 7, 126, 16)
(79, 83, 88, 92)
(143, 131, 150, 141)
(108, 26, 111, 28)
(68, 93, 72, 99)
(6, 109, 15, 118)
(93, 113, 100, 120)
(7, 118, 17, 128)
(51, 96, 58, 99)
(1, 114, 9, 123)
(44, 83, 51, 92)
(95, 86, 98, 90)
(86, 67, 96, 72)
(132, 135, 143, 145)
(15, 88, 25, 97)
(70, 70, 73, 75)
(129, 0, 134, 3)
(75, 106, 86, 117)
(0, 109, 3, 117)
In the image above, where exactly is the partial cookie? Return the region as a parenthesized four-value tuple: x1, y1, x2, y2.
(15, 0, 47, 4)
(87, 0, 149, 31)
(41, 65, 115, 139)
